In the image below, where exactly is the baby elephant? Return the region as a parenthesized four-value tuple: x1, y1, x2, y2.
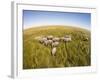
(51, 47, 57, 56)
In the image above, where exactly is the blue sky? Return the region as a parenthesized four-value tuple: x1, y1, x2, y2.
(23, 10, 91, 30)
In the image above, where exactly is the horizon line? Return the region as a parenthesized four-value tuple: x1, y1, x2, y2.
(23, 24, 90, 31)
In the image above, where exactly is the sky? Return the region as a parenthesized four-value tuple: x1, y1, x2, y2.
(23, 10, 91, 30)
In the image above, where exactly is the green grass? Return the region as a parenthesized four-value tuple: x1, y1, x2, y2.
(23, 25, 91, 69)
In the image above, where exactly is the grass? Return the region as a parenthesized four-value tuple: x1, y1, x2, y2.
(23, 25, 91, 69)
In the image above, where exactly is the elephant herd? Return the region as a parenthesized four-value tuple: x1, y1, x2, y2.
(35, 35, 72, 56)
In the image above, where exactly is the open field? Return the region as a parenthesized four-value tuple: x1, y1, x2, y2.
(23, 25, 91, 69)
